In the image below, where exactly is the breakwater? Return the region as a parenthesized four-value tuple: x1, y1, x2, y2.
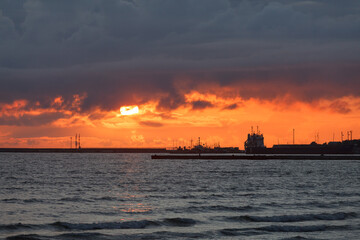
(151, 154, 360, 160)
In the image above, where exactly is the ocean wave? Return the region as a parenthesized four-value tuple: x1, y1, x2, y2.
(162, 218, 197, 227)
(51, 220, 159, 230)
(1, 198, 47, 204)
(227, 212, 357, 223)
(6, 234, 43, 240)
(6, 231, 211, 240)
(6, 233, 109, 240)
(219, 228, 266, 236)
(219, 224, 351, 234)
(193, 205, 255, 212)
(50, 232, 108, 239)
(289, 200, 360, 209)
(0, 223, 34, 231)
(263, 200, 360, 209)
(92, 196, 118, 201)
(1, 218, 198, 233)
(1, 198, 19, 203)
(280, 236, 320, 240)
(58, 197, 93, 202)
(0, 221, 157, 232)
(168, 204, 256, 213)
(257, 224, 350, 232)
(23, 198, 45, 203)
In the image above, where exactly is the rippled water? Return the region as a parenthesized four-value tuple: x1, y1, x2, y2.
(0, 153, 359, 239)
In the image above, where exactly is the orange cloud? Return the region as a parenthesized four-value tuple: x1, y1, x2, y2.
(1, 92, 360, 148)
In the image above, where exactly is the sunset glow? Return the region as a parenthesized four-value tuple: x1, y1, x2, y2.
(2, 2, 360, 240)
(120, 106, 139, 116)
(0, 1, 359, 149)
(1, 92, 359, 148)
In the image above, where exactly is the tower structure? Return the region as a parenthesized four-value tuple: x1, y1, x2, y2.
(75, 134, 78, 148)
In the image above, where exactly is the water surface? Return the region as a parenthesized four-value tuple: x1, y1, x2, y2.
(0, 153, 359, 239)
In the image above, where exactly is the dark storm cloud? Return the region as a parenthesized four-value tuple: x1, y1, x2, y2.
(223, 103, 240, 110)
(191, 100, 214, 110)
(1, 0, 360, 117)
(0, 112, 67, 126)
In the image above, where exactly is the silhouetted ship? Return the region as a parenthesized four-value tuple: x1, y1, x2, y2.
(169, 137, 243, 154)
(245, 131, 360, 154)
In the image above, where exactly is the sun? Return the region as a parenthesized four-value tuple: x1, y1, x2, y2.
(120, 105, 139, 115)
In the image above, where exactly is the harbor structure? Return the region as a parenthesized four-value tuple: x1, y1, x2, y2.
(244, 128, 360, 154)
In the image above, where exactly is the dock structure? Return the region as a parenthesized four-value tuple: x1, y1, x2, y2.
(151, 154, 360, 160)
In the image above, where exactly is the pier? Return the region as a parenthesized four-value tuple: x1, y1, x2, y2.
(151, 154, 360, 160)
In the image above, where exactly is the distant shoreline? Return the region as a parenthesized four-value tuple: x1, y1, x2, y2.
(0, 148, 167, 153)
(1, 148, 360, 160)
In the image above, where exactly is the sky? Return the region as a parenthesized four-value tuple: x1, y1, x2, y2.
(1, 0, 360, 148)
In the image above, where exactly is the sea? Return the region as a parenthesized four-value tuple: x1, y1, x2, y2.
(0, 153, 359, 240)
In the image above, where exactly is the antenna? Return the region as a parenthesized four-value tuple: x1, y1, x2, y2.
(78, 134, 81, 149)
(293, 129, 295, 145)
(75, 134, 77, 149)
(315, 132, 319, 143)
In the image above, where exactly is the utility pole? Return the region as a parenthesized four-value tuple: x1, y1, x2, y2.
(293, 129, 295, 145)
(75, 134, 77, 149)
(317, 132, 320, 143)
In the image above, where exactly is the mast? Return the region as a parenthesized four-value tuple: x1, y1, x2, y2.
(293, 129, 295, 145)
(75, 134, 77, 148)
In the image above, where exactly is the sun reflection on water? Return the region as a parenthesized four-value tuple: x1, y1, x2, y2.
(113, 203, 152, 213)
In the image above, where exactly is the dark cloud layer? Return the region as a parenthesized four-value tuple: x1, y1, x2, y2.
(1, 0, 360, 118)
(0, 112, 66, 126)
(223, 103, 240, 110)
(191, 100, 214, 110)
